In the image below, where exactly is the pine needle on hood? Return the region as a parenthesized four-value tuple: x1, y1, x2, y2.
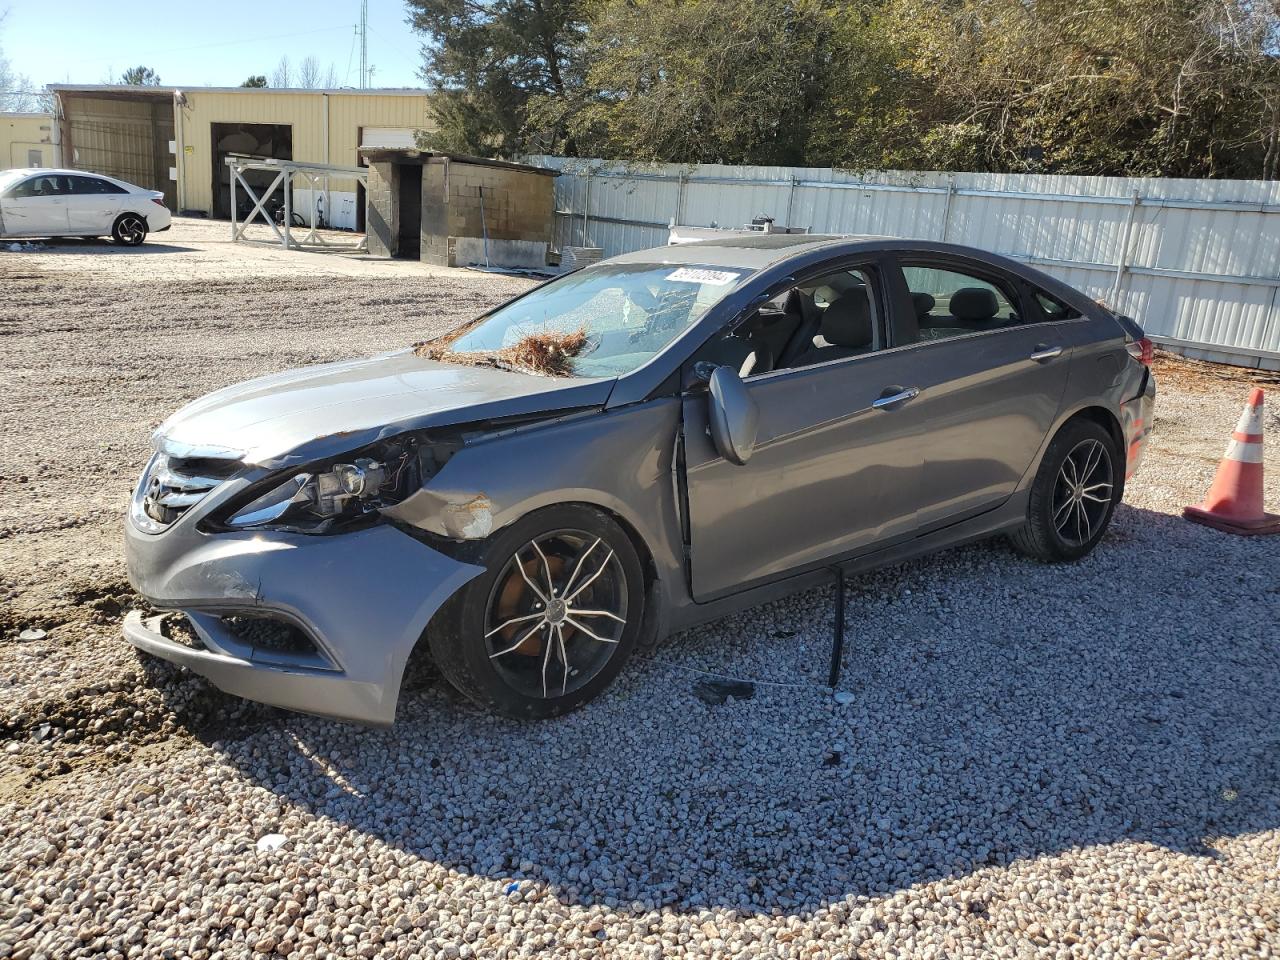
(416, 326, 590, 377)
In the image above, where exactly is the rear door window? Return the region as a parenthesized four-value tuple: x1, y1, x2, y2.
(899, 264, 1021, 343)
(69, 175, 128, 195)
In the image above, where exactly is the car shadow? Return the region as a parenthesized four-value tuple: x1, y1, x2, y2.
(172, 501, 1280, 915)
(12, 238, 197, 254)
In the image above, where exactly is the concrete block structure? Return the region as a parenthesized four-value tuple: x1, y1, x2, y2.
(362, 149, 557, 268)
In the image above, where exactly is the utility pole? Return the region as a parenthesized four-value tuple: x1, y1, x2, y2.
(359, 0, 369, 89)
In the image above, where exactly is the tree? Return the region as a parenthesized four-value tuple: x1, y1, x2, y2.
(297, 55, 339, 89)
(407, 0, 587, 157)
(875, 0, 1280, 178)
(120, 65, 161, 86)
(532, 0, 882, 165)
(241, 75, 268, 88)
(271, 55, 292, 88)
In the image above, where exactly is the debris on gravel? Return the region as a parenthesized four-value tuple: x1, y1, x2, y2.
(1, 221, 1277, 958)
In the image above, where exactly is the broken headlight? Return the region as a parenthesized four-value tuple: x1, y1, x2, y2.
(224, 458, 389, 530)
(212, 433, 456, 534)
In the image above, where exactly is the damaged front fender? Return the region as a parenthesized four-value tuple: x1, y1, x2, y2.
(383, 490, 496, 540)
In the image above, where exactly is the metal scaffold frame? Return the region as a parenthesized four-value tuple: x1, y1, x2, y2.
(227, 157, 369, 252)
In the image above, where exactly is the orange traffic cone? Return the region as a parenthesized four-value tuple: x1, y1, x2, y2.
(1184, 387, 1280, 536)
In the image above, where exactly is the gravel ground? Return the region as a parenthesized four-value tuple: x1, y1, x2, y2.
(1, 221, 1279, 959)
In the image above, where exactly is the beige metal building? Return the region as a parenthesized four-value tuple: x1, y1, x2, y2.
(1, 113, 54, 169)
(48, 85, 434, 228)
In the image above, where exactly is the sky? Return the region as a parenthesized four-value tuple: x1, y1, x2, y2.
(2, 0, 426, 91)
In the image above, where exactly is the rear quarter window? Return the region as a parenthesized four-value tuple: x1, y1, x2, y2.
(1032, 290, 1082, 321)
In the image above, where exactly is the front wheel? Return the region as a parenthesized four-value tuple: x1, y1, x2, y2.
(1010, 418, 1121, 562)
(112, 214, 147, 246)
(428, 505, 645, 718)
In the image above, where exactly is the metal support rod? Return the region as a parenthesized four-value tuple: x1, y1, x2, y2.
(939, 177, 956, 242)
(785, 176, 797, 229)
(1110, 191, 1141, 307)
(582, 172, 592, 247)
(675, 173, 687, 227)
(827, 567, 846, 689)
(283, 174, 292, 250)
(229, 164, 237, 241)
(479, 185, 490, 267)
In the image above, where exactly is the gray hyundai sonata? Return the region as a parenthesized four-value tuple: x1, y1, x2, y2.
(124, 235, 1155, 723)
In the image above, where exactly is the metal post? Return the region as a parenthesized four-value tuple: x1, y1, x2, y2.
(785, 176, 797, 229)
(939, 177, 956, 242)
(581, 171, 592, 247)
(479, 185, 490, 267)
(675, 173, 687, 228)
(283, 171, 292, 250)
(229, 162, 237, 241)
(827, 567, 846, 688)
(1110, 191, 1141, 308)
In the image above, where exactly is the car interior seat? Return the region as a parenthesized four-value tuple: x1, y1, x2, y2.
(795, 288, 874, 365)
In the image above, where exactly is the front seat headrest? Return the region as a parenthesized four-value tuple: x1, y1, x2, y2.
(911, 292, 936, 318)
(950, 287, 999, 321)
(820, 288, 873, 349)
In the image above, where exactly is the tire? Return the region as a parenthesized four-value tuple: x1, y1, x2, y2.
(428, 505, 646, 719)
(1011, 418, 1121, 562)
(112, 214, 147, 246)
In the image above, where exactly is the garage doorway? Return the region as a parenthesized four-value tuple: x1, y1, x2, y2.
(211, 122, 292, 220)
(396, 164, 422, 259)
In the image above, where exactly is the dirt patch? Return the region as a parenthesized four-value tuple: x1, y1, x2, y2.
(1152, 349, 1280, 393)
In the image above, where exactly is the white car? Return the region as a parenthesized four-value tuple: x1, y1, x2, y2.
(0, 168, 172, 246)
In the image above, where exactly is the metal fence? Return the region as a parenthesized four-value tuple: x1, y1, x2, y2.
(528, 156, 1280, 370)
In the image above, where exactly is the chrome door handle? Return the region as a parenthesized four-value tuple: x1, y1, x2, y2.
(872, 386, 921, 410)
(1029, 345, 1063, 362)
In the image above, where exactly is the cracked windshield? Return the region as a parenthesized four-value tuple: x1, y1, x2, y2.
(444, 263, 747, 376)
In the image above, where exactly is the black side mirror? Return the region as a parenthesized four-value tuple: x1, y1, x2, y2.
(707, 365, 759, 466)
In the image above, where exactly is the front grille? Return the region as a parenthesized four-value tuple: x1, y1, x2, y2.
(132, 452, 241, 532)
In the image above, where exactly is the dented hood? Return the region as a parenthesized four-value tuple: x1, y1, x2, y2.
(156, 349, 615, 467)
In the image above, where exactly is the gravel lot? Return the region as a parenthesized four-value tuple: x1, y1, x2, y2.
(2, 220, 1279, 959)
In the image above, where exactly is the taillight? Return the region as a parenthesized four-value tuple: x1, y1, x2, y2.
(150, 197, 166, 207)
(1126, 337, 1153, 365)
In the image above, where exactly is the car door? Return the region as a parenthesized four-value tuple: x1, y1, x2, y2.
(888, 257, 1084, 531)
(65, 175, 126, 233)
(681, 258, 931, 602)
(0, 174, 70, 236)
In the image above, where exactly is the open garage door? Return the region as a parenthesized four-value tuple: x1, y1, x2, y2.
(211, 122, 293, 220)
(61, 92, 176, 209)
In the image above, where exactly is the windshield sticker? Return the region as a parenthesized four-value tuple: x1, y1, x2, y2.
(666, 267, 740, 286)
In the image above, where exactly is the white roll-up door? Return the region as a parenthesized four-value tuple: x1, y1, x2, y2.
(361, 127, 418, 149)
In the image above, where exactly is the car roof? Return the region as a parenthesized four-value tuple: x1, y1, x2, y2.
(606, 233, 889, 270)
(3, 168, 132, 183)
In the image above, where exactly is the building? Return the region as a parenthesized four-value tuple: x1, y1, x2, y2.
(362, 149, 557, 267)
(1, 113, 54, 169)
(47, 85, 434, 229)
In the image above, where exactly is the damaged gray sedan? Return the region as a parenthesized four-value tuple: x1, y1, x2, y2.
(124, 235, 1155, 724)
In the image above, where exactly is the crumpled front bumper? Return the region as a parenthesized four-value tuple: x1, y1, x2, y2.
(124, 518, 484, 725)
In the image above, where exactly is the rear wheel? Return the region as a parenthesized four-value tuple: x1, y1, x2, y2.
(112, 214, 147, 246)
(428, 505, 645, 718)
(1011, 418, 1120, 562)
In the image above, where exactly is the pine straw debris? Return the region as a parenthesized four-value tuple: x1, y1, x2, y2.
(416, 327, 589, 377)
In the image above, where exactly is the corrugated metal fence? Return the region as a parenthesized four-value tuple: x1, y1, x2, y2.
(528, 156, 1280, 370)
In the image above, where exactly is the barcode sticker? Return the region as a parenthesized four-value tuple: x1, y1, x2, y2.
(666, 267, 740, 285)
